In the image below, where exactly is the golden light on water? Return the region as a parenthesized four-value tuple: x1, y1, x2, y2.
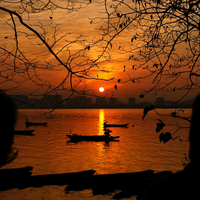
(98, 109, 104, 135)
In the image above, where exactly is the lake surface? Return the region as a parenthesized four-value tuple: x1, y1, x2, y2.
(0, 108, 191, 200)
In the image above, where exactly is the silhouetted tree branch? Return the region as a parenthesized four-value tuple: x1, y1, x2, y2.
(91, 0, 200, 143)
(0, 0, 115, 108)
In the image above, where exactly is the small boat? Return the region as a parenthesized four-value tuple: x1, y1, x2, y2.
(29, 169, 96, 186)
(14, 130, 35, 136)
(104, 122, 128, 128)
(67, 134, 119, 142)
(25, 119, 48, 126)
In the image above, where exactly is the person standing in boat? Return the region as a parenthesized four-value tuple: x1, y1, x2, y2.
(0, 91, 18, 167)
(104, 129, 112, 137)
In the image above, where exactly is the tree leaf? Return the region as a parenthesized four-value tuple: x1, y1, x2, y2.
(114, 85, 117, 90)
(132, 79, 135, 83)
(156, 119, 165, 133)
(171, 112, 177, 117)
(118, 79, 121, 83)
(153, 63, 158, 68)
(140, 94, 144, 98)
(159, 132, 173, 143)
(142, 105, 155, 120)
(123, 65, 126, 72)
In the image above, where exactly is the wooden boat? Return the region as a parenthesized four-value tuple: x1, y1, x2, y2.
(104, 122, 128, 128)
(29, 169, 96, 186)
(25, 119, 48, 126)
(65, 169, 155, 194)
(0, 166, 33, 178)
(14, 130, 35, 136)
(0, 168, 95, 191)
(67, 134, 119, 142)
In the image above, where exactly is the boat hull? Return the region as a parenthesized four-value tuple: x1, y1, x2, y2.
(25, 122, 48, 126)
(104, 123, 128, 128)
(14, 130, 35, 136)
(67, 135, 119, 142)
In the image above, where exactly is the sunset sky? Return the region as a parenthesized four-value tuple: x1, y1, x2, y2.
(0, 1, 199, 103)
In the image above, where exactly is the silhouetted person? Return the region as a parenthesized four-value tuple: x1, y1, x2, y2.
(140, 94, 200, 200)
(104, 130, 110, 137)
(0, 91, 18, 167)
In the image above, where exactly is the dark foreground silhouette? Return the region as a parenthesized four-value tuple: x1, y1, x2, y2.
(1, 92, 199, 200)
(0, 91, 18, 167)
(140, 94, 200, 200)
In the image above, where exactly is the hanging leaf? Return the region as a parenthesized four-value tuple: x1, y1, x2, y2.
(114, 85, 117, 90)
(123, 65, 126, 72)
(150, 15, 153, 19)
(89, 0, 92, 3)
(118, 79, 121, 83)
(171, 112, 177, 117)
(153, 63, 158, 68)
(132, 65, 134, 69)
(159, 132, 173, 143)
(142, 105, 155, 120)
(140, 94, 144, 98)
(132, 79, 135, 83)
(156, 119, 165, 133)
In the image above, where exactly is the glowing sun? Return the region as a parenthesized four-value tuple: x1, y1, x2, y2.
(99, 87, 104, 92)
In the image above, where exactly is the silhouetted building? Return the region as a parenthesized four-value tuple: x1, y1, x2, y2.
(155, 97, 165, 107)
(86, 97, 92, 106)
(129, 97, 136, 107)
(109, 97, 118, 106)
(9, 95, 29, 108)
(39, 94, 63, 108)
(74, 96, 87, 107)
(64, 96, 92, 108)
(156, 97, 164, 103)
(136, 100, 152, 108)
(95, 97, 107, 107)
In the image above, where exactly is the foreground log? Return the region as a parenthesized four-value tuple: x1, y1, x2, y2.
(0, 166, 172, 200)
(0, 167, 95, 191)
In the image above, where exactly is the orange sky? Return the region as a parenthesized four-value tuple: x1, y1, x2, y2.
(0, 1, 199, 103)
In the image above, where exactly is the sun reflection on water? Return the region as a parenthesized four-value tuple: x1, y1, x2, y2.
(99, 109, 104, 135)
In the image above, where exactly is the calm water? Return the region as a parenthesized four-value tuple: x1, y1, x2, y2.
(0, 109, 191, 200)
